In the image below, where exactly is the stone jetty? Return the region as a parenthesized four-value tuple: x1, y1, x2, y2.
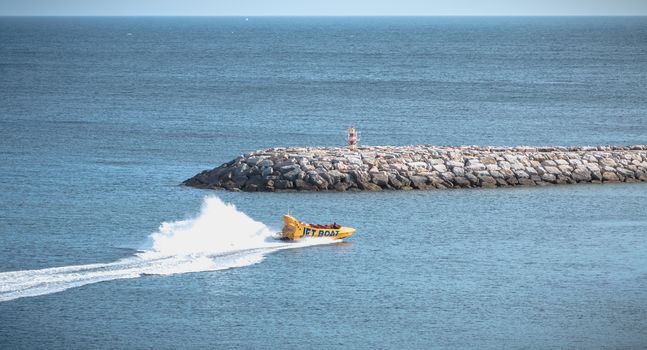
(183, 145, 647, 192)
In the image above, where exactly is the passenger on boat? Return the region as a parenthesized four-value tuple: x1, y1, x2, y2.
(310, 223, 341, 229)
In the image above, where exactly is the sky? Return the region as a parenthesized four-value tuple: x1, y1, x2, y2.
(1, 0, 647, 16)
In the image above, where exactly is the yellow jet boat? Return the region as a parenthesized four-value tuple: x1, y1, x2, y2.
(280, 214, 355, 240)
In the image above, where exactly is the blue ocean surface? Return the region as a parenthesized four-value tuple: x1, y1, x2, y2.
(1, 17, 646, 349)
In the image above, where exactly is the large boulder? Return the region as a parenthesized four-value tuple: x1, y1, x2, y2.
(409, 175, 429, 189)
(572, 167, 592, 182)
(362, 183, 382, 191)
(261, 166, 273, 178)
(453, 176, 471, 187)
(283, 168, 302, 181)
(349, 170, 374, 190)
(452, 166, 465, 177)
(279, 164, 300, 173)
(370, 172, 390, 187)
(294, 179, 318, 191)
(305, 172, 329, 189)
(333, 182, 352, 191)
(602, 172, 620, 182)
(274, 179, 294, 190)
(388, 174, 403, 189)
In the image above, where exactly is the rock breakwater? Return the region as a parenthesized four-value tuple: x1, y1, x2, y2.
(184, 145, 647, 192)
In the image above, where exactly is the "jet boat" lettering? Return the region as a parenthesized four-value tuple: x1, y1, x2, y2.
(303, 228, 340, 237)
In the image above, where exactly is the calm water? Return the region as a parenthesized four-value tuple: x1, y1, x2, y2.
(1, 17, 646, 349)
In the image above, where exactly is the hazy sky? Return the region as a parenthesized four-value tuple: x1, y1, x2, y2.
(1, 0, 647, 16)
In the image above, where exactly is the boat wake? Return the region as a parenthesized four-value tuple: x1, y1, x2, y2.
(0, 196, 338, 302)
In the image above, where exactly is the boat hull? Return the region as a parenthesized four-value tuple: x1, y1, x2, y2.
(280, 214, 355, 240)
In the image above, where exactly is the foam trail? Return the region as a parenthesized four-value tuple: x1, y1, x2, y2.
(0, 196, 338, 302)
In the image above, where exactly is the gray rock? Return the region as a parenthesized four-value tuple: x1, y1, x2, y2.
(274, 160, 295, 169)
(388, 173, 403, 189)
(327, 170, 344, 184)
(602, 172, 619, 182)
(261, 166, 273, 178)
(496, 178, 509, 186)
(349, 170, 374, 190)
(294, 179, 318, 191)
(468, 163, 486, 171)
(232, 163, 249, 177)
(541, 173, 557, 183)
(335, 162, 349, 171)
(306, 173, 328, 189)
(453, 176, 471, 187)
(617, 168, 635, 179)
(572, 167, 591, 182)
(447, 160, 464, 169)
(480, 176, 497, 187)
(480, 156, 497, 165)
(283, 168, 301, 181)
(245, 157, 264, 166)
(440, 172, 455, 182)
(333, 182, 351, 191)
(518, 178, 536, 186)
(465, 173, 479, 185)
(371, 172, 390, 187)
(514, 170, 530, 179)
(525, 167, 538, 176)
(409, 175, 429, 189)
(274, 179, 293, 190)
(362, 183, 382, 191)
(432, 164, 448, 173)
(232, 175, 248, 187)
(395, 174, 411, 187)
(259, 159, 274, 168)
(346, 156, 363, 166)
(558, 164, 573, 173)
(408, 161, 428, 169)
(485, 169, 502, 179)
(279, 164, 300, 173)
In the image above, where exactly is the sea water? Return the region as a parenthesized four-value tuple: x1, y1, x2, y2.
(1, 17, 646, 349)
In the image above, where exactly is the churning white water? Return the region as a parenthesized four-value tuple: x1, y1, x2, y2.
(0, 196, 337, 302)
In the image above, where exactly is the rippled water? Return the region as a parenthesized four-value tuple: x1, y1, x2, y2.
(1, 17, 646, 349)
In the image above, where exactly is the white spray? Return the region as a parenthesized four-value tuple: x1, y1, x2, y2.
(0, 196, 337, 302)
